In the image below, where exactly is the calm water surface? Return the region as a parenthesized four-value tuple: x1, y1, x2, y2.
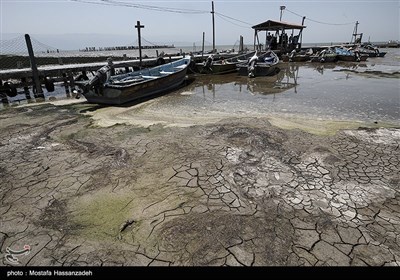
(1, 48, 399, 125)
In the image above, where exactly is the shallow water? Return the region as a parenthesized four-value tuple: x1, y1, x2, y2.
(1, 48, 399, 126)
(144, 60, 399, 125)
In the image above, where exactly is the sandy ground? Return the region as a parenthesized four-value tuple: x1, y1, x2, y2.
(0, 102, 399, 266)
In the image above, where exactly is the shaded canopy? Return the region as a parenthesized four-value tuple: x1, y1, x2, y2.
(252, 20, 306, 31)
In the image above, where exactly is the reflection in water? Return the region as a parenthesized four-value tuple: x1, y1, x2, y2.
(275, 64, 299, 93)
(302, 62, 337, 75)
(171, 62, 399, 123)
(188, 64, 301, 98)
(0, 84, 80, 110)
(2, 56, 399, 125)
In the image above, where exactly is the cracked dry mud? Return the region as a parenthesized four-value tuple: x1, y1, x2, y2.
(0, 104, 399, 266)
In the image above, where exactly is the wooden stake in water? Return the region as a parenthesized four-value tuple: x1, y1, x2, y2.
(25, 34, 43, 96)
(135, 21, 145, 68)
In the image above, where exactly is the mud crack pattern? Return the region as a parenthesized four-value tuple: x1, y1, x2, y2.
(0, 106, 399, 266)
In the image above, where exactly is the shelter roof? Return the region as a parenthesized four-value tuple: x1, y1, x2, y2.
(252, 20, 306, 31)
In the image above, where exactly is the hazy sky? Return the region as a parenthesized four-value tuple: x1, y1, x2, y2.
(1, 0, 399, 50)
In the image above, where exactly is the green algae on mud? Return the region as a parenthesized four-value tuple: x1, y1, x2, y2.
(71, 191, 137, 240)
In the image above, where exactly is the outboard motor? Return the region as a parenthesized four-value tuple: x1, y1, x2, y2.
(247, 51, 258, 78)
(354, 51, 361, 62)
(203, 54, 214, 70)
(289, 49, 296, 62)
(83, 58, 113, 93)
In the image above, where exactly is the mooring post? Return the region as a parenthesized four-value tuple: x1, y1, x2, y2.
(68, 71, 75, 92)
(21, 77, 31, 99)
(62, 73, 70, 97)
(211, 1, 216, 53)
(0, 80, 7, 104)
(299, 16, 306, 49)
(202, 32, 205, 58)
(25, 34, 43, 95)
(135, 21, 145, 68)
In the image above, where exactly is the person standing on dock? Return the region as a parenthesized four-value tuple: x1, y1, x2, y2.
(266, 32, 272, 50)
(272, 33, 278, 50)
(289, 33, 293, 48)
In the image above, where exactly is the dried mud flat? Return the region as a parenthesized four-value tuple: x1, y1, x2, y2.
(0, 103, 399, 266)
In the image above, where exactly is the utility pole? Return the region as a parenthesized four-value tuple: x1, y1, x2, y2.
(135, 21, 144, 68)
(299, 16, 306, 49)
(280, 6, 285, 21)
(211, 1, 215, 53)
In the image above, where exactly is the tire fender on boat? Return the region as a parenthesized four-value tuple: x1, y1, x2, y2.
(156, 57, 166, 65)
(44, 77, 55, 92)
(4, 81, 17, 97)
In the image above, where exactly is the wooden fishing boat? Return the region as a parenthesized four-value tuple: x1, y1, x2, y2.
(282, 48, 313, 62)
(77, 56, 191, 105)
(335, 47, 368, 62)
(359, 44, 387, 57)
(310, 48, 338, 63)
(237, 50, 280, 77)
(194, 51, 256, 74)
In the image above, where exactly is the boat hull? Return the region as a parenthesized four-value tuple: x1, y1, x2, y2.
(311, 54, 338, 63)
(236, 50, 280, 77)
(195, 62, 237, 75)
(81, 57, 190, 105)
(364, 51, 386, 57)
(194, 51, 257, 75)
(282, 54, 310, 62)
(337, 55, 368, 62)
(237, 64, 279, 77)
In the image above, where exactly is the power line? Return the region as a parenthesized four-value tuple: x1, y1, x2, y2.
(285, 8, 355, 26)
(69, 0, 258, 35)
(70, 0, 209, 14)
(71, 0, 255, 30)
(215, 12, 253, 28)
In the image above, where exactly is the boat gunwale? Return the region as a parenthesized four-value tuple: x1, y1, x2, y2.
(104, 57, 191, 90)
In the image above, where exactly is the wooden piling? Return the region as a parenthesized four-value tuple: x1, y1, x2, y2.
(62, 73, 70, 97)
(21, 77, 31, 99)
(0, 80, 6, 104)
(211, 1, 216, 53)
(202, 32, 205, 57)
(68, 71, 75, 92)
(25, 34, 43, 94)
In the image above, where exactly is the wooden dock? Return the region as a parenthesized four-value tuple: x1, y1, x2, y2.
(0, 51, 230, 98)
(0, 55, 185, 80)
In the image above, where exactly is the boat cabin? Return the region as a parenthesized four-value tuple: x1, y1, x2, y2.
(252, 19, 306, 55)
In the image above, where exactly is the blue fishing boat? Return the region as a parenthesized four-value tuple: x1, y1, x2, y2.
(77, 56, 191, 105)
(335, 47, 368, 62)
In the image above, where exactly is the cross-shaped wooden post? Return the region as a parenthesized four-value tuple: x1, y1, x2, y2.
(135, 21, 145, 68)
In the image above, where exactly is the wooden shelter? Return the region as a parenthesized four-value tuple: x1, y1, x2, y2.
(252, 19, 306, 54)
